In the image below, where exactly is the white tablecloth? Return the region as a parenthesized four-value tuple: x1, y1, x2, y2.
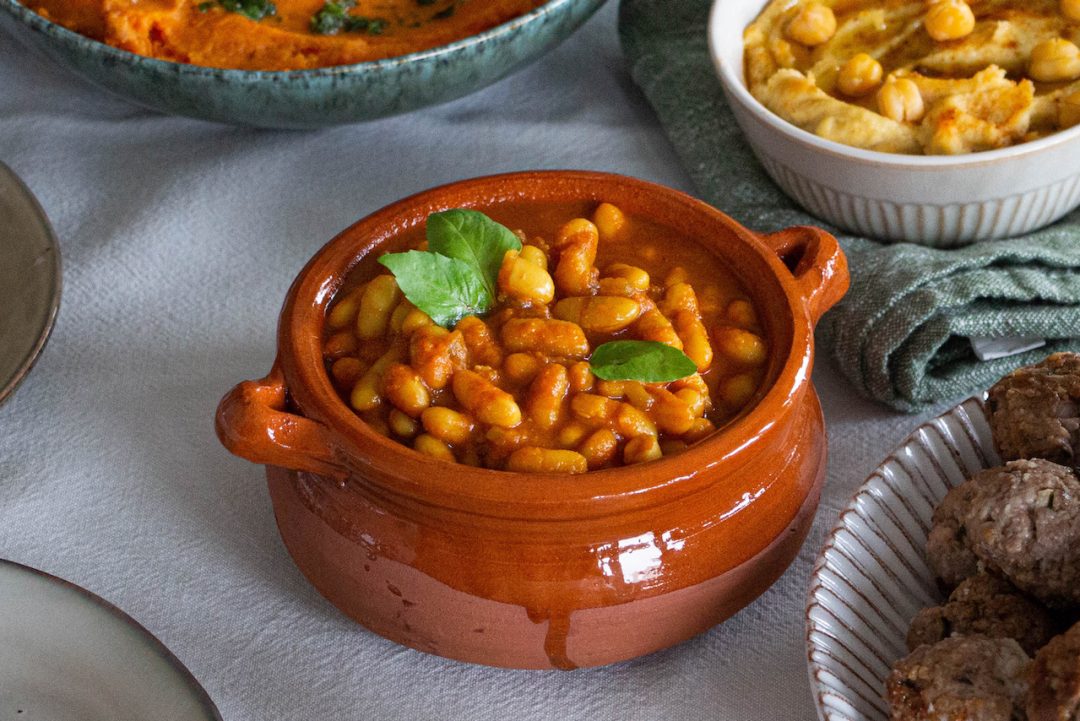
(0, 5, 944, 718)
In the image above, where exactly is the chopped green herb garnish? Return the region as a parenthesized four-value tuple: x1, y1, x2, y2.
(199, 0, 276, 21)
(378, 209, 521, 328)
(589, 341, 697, 383)
(433, 4, 455, 19)
(310, 0, 388, 35)
(416, 0, 438, 5)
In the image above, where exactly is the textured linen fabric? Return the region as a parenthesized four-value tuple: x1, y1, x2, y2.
(620, 0, 1080, 411)
(2, 3, 955, 720)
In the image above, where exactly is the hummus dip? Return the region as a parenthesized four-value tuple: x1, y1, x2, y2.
(25, 0, 545, 70)
(744, 0, 1080, 154)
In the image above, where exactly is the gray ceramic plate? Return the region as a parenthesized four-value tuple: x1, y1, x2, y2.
(0, 0, 606, 128)
(0, 162, 60, 407)
(0, 559, 223, 721)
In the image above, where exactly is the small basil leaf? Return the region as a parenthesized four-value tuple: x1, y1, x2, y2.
(590, 341, 697, 383)
(426, 209, 521, 298)
(378, 251, 491, 328)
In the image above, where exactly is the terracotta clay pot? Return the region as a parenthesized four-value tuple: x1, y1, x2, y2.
(215, 171, 848, 670)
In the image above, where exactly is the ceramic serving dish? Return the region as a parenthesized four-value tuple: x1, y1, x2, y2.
(0, 0, 605, 128)
(215, 170, 849, 670)
(0, 558, 222, 721)
(707, 0, 1080, 247)
(0, 162, 61, 407)
(805, 396, 996, 721)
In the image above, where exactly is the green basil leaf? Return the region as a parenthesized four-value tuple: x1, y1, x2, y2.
(378, 251, 491, 328)
(426, 209, 521, 298)
(589, 340, 697, 383)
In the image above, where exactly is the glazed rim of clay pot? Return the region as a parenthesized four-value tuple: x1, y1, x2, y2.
(238, 171, 847, 518)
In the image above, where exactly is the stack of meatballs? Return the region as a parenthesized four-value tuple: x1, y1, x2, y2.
(887, 352, 1080, 721)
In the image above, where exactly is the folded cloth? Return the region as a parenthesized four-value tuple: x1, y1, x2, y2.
(619, 0, 1080, 411)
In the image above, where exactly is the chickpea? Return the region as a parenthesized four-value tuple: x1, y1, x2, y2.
(570, 393, 621, 422)
(414, 434, 456, 462)
(401, 308, 433, 335)
(456, 316, 503, 367)
(596, 380, 626, 398)
(503, 352, 543, 384)
(675, 388, 707, 418)
(567, 361, 595, 393)
(388, 300, 414, 334)
(616, 403, 658, 438)
(330, 357, 365, 389)
(350, 344, 404, 412)
(323, 331, 358, 360)
(877, 78, 925, 123)
(558, 421, 591, 448)
(498, 250, 556, 304)
(924, 0, 975, 41)
(507, 447, 588, 474)
(552, 219, 599, 296)
(634, 310, 683, 350)
(674, 310, 713, 372)
(553, 295, 642, 333)
(604, 263, 650, 291)
(785, 3, 837, 46)
(356, 275, 402, 339)
(624, 435, 662, 465)
(388, 409, 419, 438)
(720, 373, 758, 409)
(421, 407, 474, 445)
(714, 326, 767, 366)
(410, 326, 468, 390)
(664, 267, 689, 287)
(1064, 0, 1080, 22)
(593, 203, 627, 243)
(837, 53, 883, 97)
(725, 299, 758, 329)
(1030, 38, 1080, 83)
(327, 285, 365, 330)
(684, 418, 716, 444)
(501, 318, 590, 359)
(452, 369, 522, 428)
(623, 381, 654, 411)
(526, 364, 570, 429)
(579, 429, 618, 469)
(382, 363, 431, 417)
(649, 389, 696, 435)
(519, 244, 548, 269)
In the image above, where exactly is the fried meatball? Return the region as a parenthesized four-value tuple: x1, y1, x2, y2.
(886, 636, 1031, 721)
(927, 479, 982, 588)
(960, 459, 1080, 608)
(988, 353, 1080, 468)
(906, 574, 1057, 655)
(1028, 621, 1080, 721)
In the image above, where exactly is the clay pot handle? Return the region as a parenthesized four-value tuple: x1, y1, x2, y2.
(215, 364, 349, 482)
(760, 226, 849, 326)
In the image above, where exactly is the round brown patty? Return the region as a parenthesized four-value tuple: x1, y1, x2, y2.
(886, 635, 1031, 721)
(988, 352, 1080, 468)
(960, 459, 1080, 608)
(906, 573, 1057, 656)
(1028, 621, 1080, 721)
(927, 478, 983, 589)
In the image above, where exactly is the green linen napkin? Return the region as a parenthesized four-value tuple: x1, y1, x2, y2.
(618, 0, 1080, 412)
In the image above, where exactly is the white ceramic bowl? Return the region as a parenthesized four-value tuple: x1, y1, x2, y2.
(804, 396, 999, 721)
(707, 0, 1080, 247)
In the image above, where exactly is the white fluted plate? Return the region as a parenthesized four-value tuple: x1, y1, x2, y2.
(805, 396, 1001, 721)
(0, 559, 221, 721)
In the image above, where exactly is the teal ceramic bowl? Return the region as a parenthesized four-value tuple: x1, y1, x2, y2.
(0, 0, 605, 128)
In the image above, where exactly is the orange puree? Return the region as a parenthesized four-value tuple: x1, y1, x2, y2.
(25, 0, 546, 70)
